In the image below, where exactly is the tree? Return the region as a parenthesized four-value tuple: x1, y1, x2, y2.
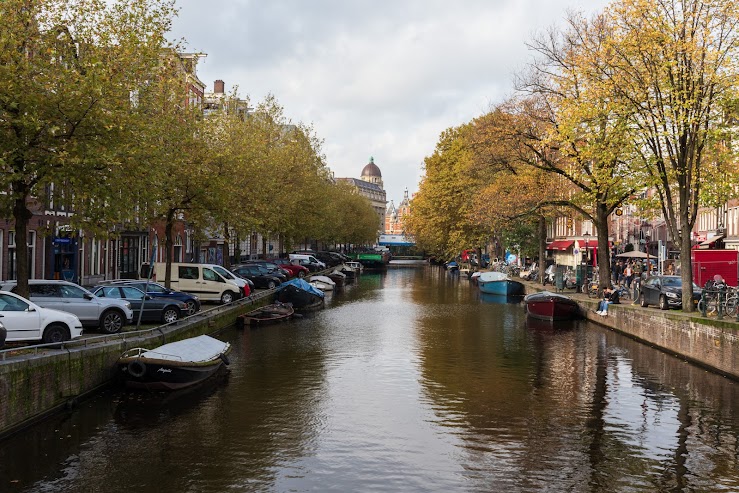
(0, 0, 176, 296)
(605, 0, 739, 309)
(512, 11, 642, 290)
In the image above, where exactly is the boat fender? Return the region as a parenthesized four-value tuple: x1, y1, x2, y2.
(219, 353, 231, 366)
(127, 360, 147, 378)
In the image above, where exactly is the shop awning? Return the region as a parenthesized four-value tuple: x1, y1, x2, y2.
(697, 234, 725, 249)
(546, 240, 574, 251)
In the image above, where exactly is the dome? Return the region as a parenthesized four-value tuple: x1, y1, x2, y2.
(361, 156, 382, 178)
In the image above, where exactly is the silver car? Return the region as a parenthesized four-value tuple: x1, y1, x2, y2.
(0, 280, 133, 334)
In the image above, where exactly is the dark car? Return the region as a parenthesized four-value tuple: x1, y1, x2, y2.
(240, 261, 289, 282)
(97, 280, 201, 316)
(92, 285, 188, 324)
(639, 275, 702, 310)
(232, 264, 283, 289)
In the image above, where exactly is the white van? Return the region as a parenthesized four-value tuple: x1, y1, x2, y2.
(153, 263, 242, 304)
(288, 254, 326, 272)
(204, 264, 251, 298)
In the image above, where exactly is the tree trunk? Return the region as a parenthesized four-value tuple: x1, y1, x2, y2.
(595, 206, 611, 292)
(164, 209, 175, 289)
(13, 191, 33, 298)
(680, 222, 695, 312)
(223, 222, 230, 268)
(538, 215, 547, 284)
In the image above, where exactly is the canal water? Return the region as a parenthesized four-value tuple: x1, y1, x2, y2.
(2, 264, 739, 492)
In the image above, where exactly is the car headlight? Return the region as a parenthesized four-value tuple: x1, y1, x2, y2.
(124, 302, 132, 309)
(191, 295, 199, 300)
(665, 292, 678, 298)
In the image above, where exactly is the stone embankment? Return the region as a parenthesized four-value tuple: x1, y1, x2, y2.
(524, 283, 739, 380)
(0, 293, 271, 439)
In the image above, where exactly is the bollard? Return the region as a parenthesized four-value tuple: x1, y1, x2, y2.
(700, 290, 707, 317)
(717, 289, 724, 320)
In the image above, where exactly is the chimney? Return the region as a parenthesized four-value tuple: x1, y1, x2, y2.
(214, 80, 225, 94)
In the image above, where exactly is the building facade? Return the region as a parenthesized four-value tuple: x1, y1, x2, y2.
(336, 157, 387, 235)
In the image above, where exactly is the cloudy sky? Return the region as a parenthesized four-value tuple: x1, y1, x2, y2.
(170, 0, 609, 204)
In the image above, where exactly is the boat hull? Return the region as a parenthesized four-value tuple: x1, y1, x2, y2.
(524, 291, 580, 321)
(276, 284, 325, 311)
(478, 279, 525, 296)
(238, 303, 294, 327)
(118, 356, 227, 391)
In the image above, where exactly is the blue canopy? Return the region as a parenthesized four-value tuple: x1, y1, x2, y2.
(275, 278, 325, 298)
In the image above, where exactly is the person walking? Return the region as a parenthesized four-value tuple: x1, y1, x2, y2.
(624, 262, 633, 289)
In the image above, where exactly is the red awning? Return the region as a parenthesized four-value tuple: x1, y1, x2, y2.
(546, 240, 575, 251)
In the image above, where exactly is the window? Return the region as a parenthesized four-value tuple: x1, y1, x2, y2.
(99, 287, 121, 298)
(0, 294, 28, 312)
(29, 284, 60, 297)
(60, 284, 86, 299)
(178, 266, 198, 280)
(203, 268, 218, 282)
(174, 235, 183, 262)
(121, 287, 144, 300)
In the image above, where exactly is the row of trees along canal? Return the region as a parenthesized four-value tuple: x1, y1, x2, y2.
(406, 0, 739, 312)
(0, 0, 379, 299)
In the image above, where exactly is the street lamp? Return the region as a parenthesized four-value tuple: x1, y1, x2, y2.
(583, 231, 591, 265)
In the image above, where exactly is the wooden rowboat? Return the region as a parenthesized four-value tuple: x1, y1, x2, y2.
(237, 302, 294, 327)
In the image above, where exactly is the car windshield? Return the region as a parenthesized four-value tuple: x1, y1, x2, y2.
(662, 277, 681, 287)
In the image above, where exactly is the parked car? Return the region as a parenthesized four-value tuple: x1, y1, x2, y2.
(240, 261, 289, 282)
(639, 275, 702, 310)
(208, 264, 251, 298)
(92, 285, 187, 324)
(95, 280, 201, 316)
(151, 263, 242, 304)
(288, 254, 326, 272)
(232, 264, 283, 289)
(0, 291, 84, 344)
(273, 258, 309, 278)
(0, 280, 133, 334)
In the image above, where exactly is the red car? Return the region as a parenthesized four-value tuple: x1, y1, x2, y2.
(273, 258, 309, 278)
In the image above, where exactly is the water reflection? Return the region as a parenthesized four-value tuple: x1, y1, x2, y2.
(1, 266, 738, 492)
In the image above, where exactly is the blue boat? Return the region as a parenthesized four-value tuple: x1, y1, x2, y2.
(477, 271, 525, 296)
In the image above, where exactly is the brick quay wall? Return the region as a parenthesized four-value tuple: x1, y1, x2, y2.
(524, 284, 739, 380)
(0, 295, 271, 439)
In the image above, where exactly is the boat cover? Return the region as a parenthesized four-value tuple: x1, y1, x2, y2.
(478, 271, 509, 282)
(275, 278, 325, 298)
(310, 275, 336, 285)
(141, 335, 229, 363)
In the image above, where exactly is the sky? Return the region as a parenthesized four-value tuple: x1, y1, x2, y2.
(170, 0, 609, 204)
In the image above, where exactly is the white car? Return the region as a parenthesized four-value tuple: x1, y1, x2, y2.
(0, 291, 83, 344)
(0, 280, 134, 334)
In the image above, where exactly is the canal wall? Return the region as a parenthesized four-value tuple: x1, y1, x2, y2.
(0, 295, 271, 439)
(525, 285, 739, 380)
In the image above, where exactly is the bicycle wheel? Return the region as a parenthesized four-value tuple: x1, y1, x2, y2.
(699, 296, 718, 315)
(587, 283, 599, 299)
(725, 296, 738, 316)
(620, 287, 631, 301)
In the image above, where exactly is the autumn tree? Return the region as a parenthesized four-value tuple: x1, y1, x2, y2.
(513, 11, 642, 290)
(0, 0, 176, 296)
(604, 0, 739, 310)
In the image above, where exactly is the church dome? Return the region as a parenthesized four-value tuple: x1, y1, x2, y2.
(361, 157, 382, 178)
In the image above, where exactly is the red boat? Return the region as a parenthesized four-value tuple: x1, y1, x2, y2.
(524, 291, 580, 321)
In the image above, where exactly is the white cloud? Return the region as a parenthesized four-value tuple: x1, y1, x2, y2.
(172, 0, 610, 202)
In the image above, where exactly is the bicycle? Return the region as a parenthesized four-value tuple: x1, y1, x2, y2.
(614, 283, 631, 301)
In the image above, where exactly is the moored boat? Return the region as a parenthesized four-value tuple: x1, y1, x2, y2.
(117, 335, 231, 391)
(309, 275, 336, 291)
(523, 291, 580, 321)
(327, 270, 347, 287)
(237, 302, 294, 327)
(276, 278, 325, 312)
(477, 271, 525, 296)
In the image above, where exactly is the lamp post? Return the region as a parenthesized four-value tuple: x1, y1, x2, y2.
(583, 232, 591, 266)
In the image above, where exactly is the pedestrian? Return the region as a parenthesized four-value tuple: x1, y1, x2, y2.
(624, 262, 633, 288)
(615, 261, 624, 285)
(666, 263, 675, 275)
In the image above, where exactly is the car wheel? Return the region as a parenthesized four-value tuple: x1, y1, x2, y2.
(42, 324, 70, 344)
(162, 307, 179, 324)
(659, 295, 669, 310)
(185, 300, 198, 316)
(298, 271, 305, 278)
(267, 280, 276, 289)
(640, 293, 648, 307)
(100, 310, 124, 334)
(221, 291, 235, 304)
